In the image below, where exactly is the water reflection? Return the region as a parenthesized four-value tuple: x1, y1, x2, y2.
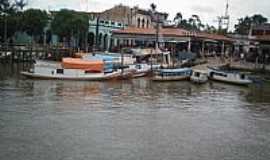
(1, 64, 270, 160)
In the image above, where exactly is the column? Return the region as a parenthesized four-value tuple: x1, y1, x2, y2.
(188, 38, 192, 52)
(201, 40, 205, 57)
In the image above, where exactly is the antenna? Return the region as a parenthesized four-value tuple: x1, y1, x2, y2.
(216, 0, 230, 33)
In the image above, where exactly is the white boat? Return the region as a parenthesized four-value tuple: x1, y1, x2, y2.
(129, 64, 152, 78)
(191, 70, 208, 84)
(152, 68, 192, 81)
(207, 67, 252, 85)
(21, 60, 122, 81)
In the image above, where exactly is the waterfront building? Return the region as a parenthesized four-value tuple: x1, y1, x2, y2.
(112, 27, 233, 57)
(87, 4, 168, 51)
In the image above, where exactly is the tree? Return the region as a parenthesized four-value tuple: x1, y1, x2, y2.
(204, 24, 218, 34)
(234, 14, 268, 35)
(0, 0, 16, 14)
(150, 3, 156, 12)
(15, 0, 27, 11)
(21, 9, 49, 42)
(51, 9, 89, 47)
(174, 12, 182, 26)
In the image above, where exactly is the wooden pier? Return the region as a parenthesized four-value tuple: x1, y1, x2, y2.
(0, 44, 75, 63)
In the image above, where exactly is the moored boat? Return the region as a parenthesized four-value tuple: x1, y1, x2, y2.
(152, 68, 192, 81)
(191, 70, 208, 84)
(207, 66, 252, 85)
(21, 60, 121, 81)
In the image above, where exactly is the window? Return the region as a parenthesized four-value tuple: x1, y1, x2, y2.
(118, 23, 122, 26)
(142, 19, 145, 28)
(195, 72, 200, 77)
(111, 22, 115, 25)
(56, 69, 64, 74)
(137, 18, 141, 28)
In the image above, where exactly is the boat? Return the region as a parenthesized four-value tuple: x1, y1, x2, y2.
(129, 64, 152, 78)
(152, 68, 192, 81)
(207, 66, 252, 85)
(191, 70, 208, 84)
(62, 58, 104, 72)
(21, 60, 122, 81)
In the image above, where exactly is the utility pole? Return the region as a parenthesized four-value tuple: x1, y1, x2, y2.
(4, 14, 8, 47)
(94, 16, 100, 51)
(216, 0, 230, 34)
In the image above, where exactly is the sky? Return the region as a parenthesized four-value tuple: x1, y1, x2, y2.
(27, 0, 270, 31)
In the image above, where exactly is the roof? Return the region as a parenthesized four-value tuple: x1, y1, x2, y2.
(253, 23, 270, 30)
(196, 32, 233, 42)
(113, 27, 233, 42)
(253, 35, 270, 42)
(113, 27, 190, 37)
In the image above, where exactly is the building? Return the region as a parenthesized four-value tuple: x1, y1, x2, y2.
(112, 27, 233, 56)
(87, 4, 168, 51)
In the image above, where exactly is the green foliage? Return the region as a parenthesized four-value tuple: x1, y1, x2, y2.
(21, 9, 49, 40)
(234, 14, 268, 35)
(51, 9, 89, 43)
(174, 13, 204, 31)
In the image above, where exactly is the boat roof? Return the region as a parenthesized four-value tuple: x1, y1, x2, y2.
(207, 66, 243, 74)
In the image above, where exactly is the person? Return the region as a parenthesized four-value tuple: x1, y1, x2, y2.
(240, 53, 244, 64)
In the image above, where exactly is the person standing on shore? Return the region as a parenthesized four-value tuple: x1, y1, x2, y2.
(240, 53, 245, 64)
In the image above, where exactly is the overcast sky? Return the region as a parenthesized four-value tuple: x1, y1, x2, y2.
(27, 0, 270, 30)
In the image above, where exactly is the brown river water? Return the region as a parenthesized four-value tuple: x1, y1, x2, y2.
(1, 63, 270, 160)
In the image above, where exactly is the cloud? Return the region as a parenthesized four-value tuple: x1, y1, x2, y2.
(191, 5, 215, 14)
(27, 0, 270, 31)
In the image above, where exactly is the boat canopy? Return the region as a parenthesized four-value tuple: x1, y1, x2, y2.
(62, 58, 104, 72)
(83, 54, 117, 62)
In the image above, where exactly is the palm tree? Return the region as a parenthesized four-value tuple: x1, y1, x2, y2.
(15, 0, 27, 11)
(150, 3, 156, 12)
(174, 12, 182, 26)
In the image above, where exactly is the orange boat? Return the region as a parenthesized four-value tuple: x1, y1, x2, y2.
(62, 58, 104, 72)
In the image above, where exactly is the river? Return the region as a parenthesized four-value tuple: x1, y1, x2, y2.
(0, 63, 270, 160)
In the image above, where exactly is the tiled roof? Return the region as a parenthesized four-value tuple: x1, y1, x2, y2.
(113, 27, 232, 42)
(113, 27, 190, 36)
(196, 32, 233, 42)
(254, 35, 270, 41)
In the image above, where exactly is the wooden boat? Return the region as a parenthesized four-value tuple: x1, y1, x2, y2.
(191, 70, 208, 84)
(21, 60, 121, 81)
(207, 66, 252, 85)
(129, 64, 152, 78)
(152, 68, 192, 81)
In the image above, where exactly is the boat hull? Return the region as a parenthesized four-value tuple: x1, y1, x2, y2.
(152, 75, 190, 81)
(207, 67, 252, 86)
(21, 71, 120, 81)
(191, 77, 208, 84)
